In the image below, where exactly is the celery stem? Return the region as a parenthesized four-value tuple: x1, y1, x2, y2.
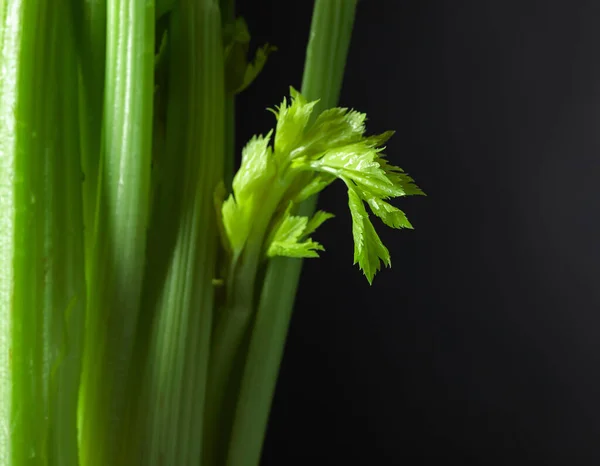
(138, 1, 225, 465)
(224, 2, 358, 465)
(0, 1, 87, 464)
(76, 0, 107, 255)
(78, 1, 155, 465)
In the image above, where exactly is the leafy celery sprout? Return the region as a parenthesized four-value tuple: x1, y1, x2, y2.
(219, 88, 424, 284)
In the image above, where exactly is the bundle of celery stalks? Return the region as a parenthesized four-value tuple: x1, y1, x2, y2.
(0, 0, 423, 464)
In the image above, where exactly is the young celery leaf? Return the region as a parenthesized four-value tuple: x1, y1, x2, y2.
(219, 87, 424, 283)
(348, 188, 391, 284)
(268, 209, 335, 259)
(224, 17, 276, 94)
(303, 210, 335, 237)
(294, 107, 366, 158)
(365, 195, 413, 229)
(221, 131, 276, 255)
(271, 88, 318, 159)
(267, 214, 324, 259)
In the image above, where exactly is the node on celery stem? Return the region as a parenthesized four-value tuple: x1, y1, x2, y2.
(218, 87, 425, 284)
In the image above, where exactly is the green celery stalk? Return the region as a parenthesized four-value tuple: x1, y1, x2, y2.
(75, 0, 107, 255)
(137, 1, 225, 465)
(77, 1, 155, 465)
(224, 2, 358, 465)
(0, 0, 86, 464)
(204, 181, 289, 466)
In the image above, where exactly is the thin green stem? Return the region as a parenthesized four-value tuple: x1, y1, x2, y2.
(138, 1, 225, 465)
(204, 182, 286, 466)
(221, 0, 236, 188)
(78, 1, 155, 465)
(225, 2, 358, 465)
(0, 1, 86, 464)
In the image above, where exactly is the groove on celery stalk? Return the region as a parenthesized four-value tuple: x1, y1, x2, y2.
(75, 0, 107, 256)
(225, 2, 359, 465)
(136, 1, 225, 465)
(0, 0, 87, 464)
(78, 1, 155, 465)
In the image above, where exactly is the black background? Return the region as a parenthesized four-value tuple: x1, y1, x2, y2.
(235, 1, 600, 465)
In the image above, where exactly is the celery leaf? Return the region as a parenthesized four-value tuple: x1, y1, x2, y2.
(310, 142, 404, 198)
(365, 196, 413, 229)
(222, 194, 252, 253)
(267, 214, 324, 259)
(224, 17, 276, 94)
(296, 107, 367, 158)
(293, 173, 336, 203)
(303, 210, 335, 237)
(270, 88, 318, 159)
(234, 44, 277, 94)
(218, 88, 424, 283)
(348, 188, 391, 284)
(232, 131, 275, 200)
(222, 131, 276, 254)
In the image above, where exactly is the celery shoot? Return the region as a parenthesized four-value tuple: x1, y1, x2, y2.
(225, 2, 359, 464)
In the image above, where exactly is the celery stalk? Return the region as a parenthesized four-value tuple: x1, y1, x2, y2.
(77, 1, 155, 465)
(224, 2, 358, 465)
(0, 1, 86, 464)
(137, 2, 225, 465)
(76, 0, 107, 252)
(203, 192, 286, 466)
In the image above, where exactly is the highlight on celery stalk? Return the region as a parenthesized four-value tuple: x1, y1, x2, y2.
(216, 87, 425, 284)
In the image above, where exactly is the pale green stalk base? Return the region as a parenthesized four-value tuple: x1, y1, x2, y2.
(224, 2, 358, 466)
(0, 1, 86, 464)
